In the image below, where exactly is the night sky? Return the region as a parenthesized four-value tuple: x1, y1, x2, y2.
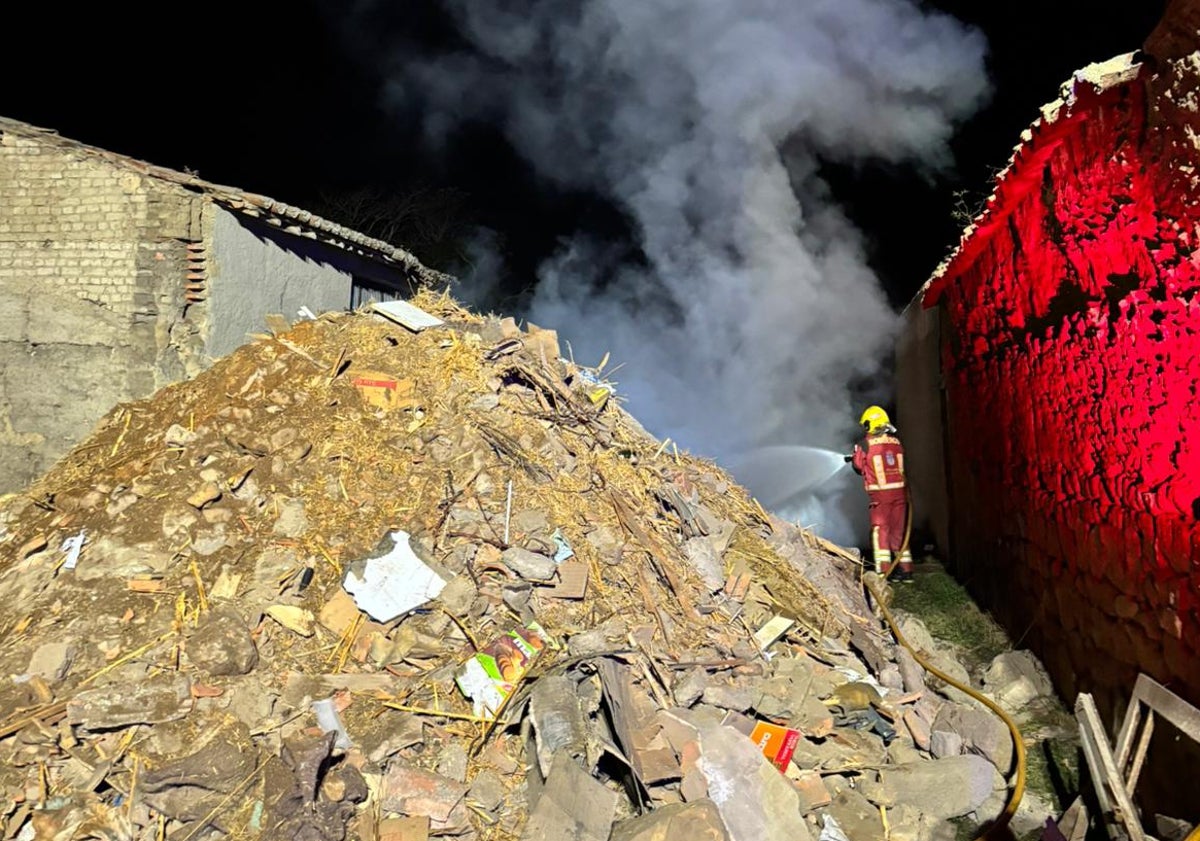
(0, 0, 1167, 307)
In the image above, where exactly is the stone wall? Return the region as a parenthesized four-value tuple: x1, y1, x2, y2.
(918, 55, 1200, 818)
(0, 129, 205, 492)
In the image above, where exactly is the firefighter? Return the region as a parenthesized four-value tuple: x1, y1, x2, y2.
(848, 406, 913, 581)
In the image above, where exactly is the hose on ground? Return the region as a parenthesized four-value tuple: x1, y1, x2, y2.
(864, 485, 1027, 839)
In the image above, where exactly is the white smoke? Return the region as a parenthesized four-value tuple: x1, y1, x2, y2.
(371, 0, 989, 541)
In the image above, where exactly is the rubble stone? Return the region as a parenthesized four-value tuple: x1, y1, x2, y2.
(467, 769, 506, 813)
(790, 769, 831, 813)
(26, 642, 75, 682)
(826, 783, 883, 840)
(874, 755, 994, 819)
(67, 673, 193, 731)
(611, 800, 730, 841)
(983, 650, 1054, 710)
(902, 710, 931, 751)
(701, 681, 755, 712)
(186, 483, 222, 510)
(896, 647, 926, 695)
(437, 576, 477, 615)
(500, 546, 557, 581)
(930, 730, 963, 758)
(272, 499, 309, 537)
(188, 605, 259, 676)
(694, 725, 813, 841)
(436, 742, 469, 783)
(381, 762, 468, 828)
(932, 704, 1013, 774)
(673, 668, 708, 708)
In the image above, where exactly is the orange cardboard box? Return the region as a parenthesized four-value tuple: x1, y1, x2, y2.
(749, 721, 801, 771)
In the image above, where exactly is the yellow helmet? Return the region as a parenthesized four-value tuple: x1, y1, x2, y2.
(859, 405, 890, 434)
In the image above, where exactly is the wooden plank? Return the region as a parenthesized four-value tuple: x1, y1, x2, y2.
(1126, 712, 1154, 797)
(1076, 692, 1144, 841)
(1128, 673, 1200, 743)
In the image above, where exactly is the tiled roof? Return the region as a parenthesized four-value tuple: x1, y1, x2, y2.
(0, 116, 452, 287)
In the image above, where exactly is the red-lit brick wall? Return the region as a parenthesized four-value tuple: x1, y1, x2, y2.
(929, 70, 1200, 726)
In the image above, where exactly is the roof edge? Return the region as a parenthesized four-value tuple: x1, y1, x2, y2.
(917, 52, 1143, 308)
(0, 116, 453, 288)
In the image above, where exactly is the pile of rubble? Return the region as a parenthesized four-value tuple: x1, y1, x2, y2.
(0, 293, 1024, 841)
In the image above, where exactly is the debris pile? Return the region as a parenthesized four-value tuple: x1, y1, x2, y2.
(0, 292, 1016, 841)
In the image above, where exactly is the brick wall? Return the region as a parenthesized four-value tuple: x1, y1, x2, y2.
(0, 129, 205, 491)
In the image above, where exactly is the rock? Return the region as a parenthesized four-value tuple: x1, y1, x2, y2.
(930, 730, 963, 758)
(18, 534, 47, 559)
(611, 800, 729, 841)
(896, 647, 926, 695)
(674, 668, 708, 708)
(586, 524, 625, 563)
(466, 769, 506, 813)
(880, 804, 925, 841)
(879, 663, 904, 692)
(269, 427, 299, 452)
(78, 536, 172, 581)
(502, 581, 533, 615)
(202, 507, 234, 525)
(437, 742, 470, 783)
(186, 483, 222, 510)
(903, 710, 931, 751)
(437, 575, 477, 615)
(188, 605, 259, 676)
(792, 695, 835, 738)
(266, 605, 316, 637)
(272, 499, 309, 537)
(790, 769, 831, 813)
(380, 762, 468, 829)
(896, 614, 936, 654)
(191, 530, 227, 556)
(140, 732, 258, 822)
(323, 765, 369, 804)
(749, 677, 795, 718)
(702, 681, 755, 712)
(874, 755, 994, 819)
(26, 642, 75, 682)
(694, 724, 813, 841)
(500, 546, 557, 581)
(927, 650, 975, 705)
(529, 676, 589, 778)
(932, 704, 1013, 774)
(67, 673, 193, 732)
(522, 750, 617, 841)
(682, 537, 725, 592)
(826, 784, 883, 840)
(164, 424, 197, 447)
(983, 650, 1054, 710)
(318, 590, 361, 636)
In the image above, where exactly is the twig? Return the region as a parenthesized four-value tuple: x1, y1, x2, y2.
(503, 480, 513, 545)
(382, 702, 495, 724)
(441, 608, 480, 652)
(81, 633, 173, 687)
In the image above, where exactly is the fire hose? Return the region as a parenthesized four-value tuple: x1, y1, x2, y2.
(861, 487, 1027, 839)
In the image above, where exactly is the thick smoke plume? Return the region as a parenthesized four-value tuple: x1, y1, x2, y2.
(367, 1, 989, 540)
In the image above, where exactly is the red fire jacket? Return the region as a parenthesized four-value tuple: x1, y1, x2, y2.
(852, 431, 907, 495)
